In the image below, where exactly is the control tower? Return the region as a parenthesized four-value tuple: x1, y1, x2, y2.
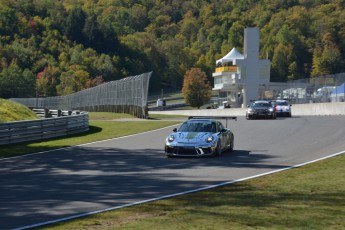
(213, 27, 270, 107)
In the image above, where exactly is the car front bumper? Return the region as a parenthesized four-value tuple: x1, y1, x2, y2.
(165, 143, 217, 157)
(247, 111, 275, 117)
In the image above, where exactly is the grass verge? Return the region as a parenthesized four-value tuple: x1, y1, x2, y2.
(0, 99, 38, 122)
(41, 153, 345, 230)
(0, 120, 179, 158)
(88, 112, 137, 120)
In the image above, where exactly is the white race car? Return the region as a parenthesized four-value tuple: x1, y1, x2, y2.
(272, 100, 292, 117)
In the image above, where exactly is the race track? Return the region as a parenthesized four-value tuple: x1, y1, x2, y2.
(1, 116, 345, 229)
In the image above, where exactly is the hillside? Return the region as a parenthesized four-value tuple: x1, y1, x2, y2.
(0, 0, 344, 98)
(0, 99, 38, 122)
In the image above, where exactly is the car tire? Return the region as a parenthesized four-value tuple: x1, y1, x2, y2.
(213, 141, 222, 157)
(229, 138, 234, 152)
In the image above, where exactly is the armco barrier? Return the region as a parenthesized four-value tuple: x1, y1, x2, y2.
(32, 108, 74, 118)
(148, 102, 345, 117)
(0, 113, 89, 146)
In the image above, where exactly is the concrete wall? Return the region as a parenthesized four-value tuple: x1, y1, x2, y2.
(292, 102, 345, 116)
(149, 102, 345, 117)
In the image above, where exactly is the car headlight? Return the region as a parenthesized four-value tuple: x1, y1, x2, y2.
(167, 135, 175, 142)
(205, 135, 214, 143)
(269, 108, 274, 112)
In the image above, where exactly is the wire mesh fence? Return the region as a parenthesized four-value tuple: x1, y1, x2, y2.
(269, 73, 345, 104)
(11, 72, 152, 118)
(217, 72, 345, 108)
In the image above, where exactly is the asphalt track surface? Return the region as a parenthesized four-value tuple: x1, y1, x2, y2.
(1, 116, 345, 229)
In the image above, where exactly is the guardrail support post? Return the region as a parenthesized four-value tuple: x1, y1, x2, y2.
(44, 108, 49, 118)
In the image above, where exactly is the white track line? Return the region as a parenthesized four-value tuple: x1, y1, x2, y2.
(15, 149, 344, 230)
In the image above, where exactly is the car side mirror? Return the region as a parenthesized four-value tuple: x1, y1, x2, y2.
(221, 128, 227, 133)
(173, 128, 177, 132)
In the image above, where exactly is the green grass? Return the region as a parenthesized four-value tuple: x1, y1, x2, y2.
(0, 99, 38, 122)
(88, 112, 187, 120)
(0, 120, 179, 158)
(88, 112, 137, 120)
(41, 153, 345, 230)
(148, 113, 187, 119)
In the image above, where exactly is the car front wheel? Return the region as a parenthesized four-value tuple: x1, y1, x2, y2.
(213, 141, 222, 157)
(229, 138, 234, 152)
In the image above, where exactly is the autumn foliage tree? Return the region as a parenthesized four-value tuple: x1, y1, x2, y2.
(182, 68, 212, 109)
(1, 0, 345, 99)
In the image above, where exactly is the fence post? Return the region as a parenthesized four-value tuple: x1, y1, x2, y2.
(44, 108, 49, 118)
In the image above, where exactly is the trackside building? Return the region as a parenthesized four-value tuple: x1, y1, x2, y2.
(213, 27, 271, 108)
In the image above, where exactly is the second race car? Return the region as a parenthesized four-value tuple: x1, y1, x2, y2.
(272, 99, 292, 117)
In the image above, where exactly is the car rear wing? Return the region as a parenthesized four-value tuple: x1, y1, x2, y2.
(188, 116, 237, 128)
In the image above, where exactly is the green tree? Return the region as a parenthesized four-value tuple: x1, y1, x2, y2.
(0, 64, 35, 98)
(179, 12, 199, 45)
(0, 7, 18, 40)
(271, 43, 291, 82)
(57, 68, 89, 95)
(228, 21, 244, 49)
(36, 65, 60, 97)
(311, 33, 343, 77)
(1, 0, 345, 94)
(65, 6, 86, 43)
(182, 68, 212, 109)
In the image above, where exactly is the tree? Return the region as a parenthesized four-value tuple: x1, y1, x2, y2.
(56, 68, 89, 95)
(311, 33, 343, 77)
(0, 64, 35, 98)
(182, 68, 212, 109)
(271, 43, 290, 82)
(36, 65, 60, 97)
(228, 21, 244, 48)
(64, 6, 85, 43)
(0, 7, 18, 39)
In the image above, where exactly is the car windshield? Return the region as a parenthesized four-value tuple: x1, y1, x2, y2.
(178, 121, 216, 133)
(276, 101, 288, 106)
(253, 102, 270, 107)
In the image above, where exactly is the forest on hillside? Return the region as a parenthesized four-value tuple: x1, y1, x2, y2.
(0, 0, 344, 98)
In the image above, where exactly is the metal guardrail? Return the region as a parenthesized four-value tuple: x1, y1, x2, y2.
(32, 108, 78, 118)
(0, 113, 89, 146)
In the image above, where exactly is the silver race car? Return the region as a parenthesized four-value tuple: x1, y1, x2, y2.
(165, 116, 236, 157)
